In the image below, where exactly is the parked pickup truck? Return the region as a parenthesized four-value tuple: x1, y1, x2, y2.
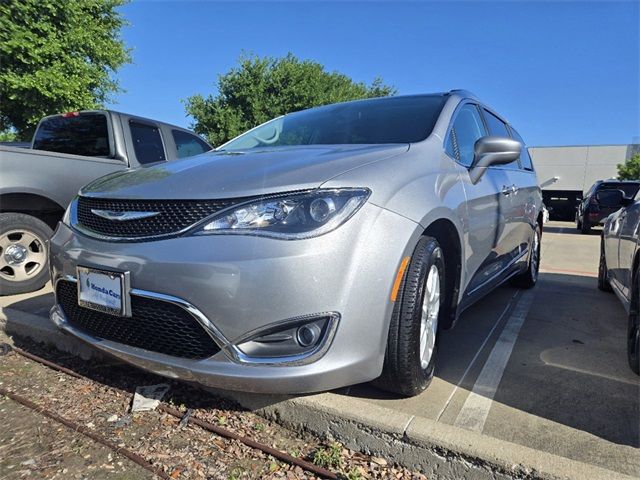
(0, 110, 212, 295)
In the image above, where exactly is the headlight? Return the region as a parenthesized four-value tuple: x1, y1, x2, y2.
(194, 188, 370, 239)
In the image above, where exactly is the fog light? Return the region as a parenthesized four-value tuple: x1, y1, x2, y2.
(296, 324, 321, 347)
(233, 314, 339, 361)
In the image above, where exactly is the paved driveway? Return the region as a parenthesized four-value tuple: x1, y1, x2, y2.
(344, 222, 639, 476)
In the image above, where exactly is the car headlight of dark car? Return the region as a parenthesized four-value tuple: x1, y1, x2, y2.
(193, 188, 370, 239)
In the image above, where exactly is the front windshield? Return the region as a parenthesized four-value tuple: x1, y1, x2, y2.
(221, 95, 447, 151)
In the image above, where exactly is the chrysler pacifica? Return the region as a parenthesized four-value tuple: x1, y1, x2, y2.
(49, 90, 543, 396)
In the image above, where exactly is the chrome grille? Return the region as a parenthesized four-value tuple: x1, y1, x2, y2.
(76, 196, 241, 240)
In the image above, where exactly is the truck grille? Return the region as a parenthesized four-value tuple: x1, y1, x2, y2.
(76, 197, 242, 240)
(56, 280, 220, 360)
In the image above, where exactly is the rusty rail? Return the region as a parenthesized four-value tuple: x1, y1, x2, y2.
(3, 344, 338, 480)
(0, 386, 172, 479)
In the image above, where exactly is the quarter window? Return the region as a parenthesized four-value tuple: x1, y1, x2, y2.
(172, 130, 211, 159)
(130, 121, 166, 165)
(448, 104, 487, 167)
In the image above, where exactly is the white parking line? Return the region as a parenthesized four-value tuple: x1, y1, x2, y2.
(435, 291, 519, 422)
(453, 291, 535, 433)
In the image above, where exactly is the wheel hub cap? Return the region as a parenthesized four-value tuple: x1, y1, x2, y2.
(0, 229, 47, 282)
(420, 264, 440, 369)
(4, 244, 28, 265)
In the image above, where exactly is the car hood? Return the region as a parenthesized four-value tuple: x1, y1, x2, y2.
(81, 144, 409, 199)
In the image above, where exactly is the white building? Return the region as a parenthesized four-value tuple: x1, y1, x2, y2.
(529, 144, 640, 220)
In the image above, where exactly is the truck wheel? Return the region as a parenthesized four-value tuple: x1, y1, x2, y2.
(0, 213, 52, 296)
(511, 224, 541, 289)
(373, 236, 445, 397)
(598, 237, 613, 292)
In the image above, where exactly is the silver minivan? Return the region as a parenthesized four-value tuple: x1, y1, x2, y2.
(49, 90, 542, 396)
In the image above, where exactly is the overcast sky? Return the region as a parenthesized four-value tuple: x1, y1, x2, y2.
(108, 1, 640, 147)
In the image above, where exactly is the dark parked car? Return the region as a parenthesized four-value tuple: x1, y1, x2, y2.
(598, 188, 640, 375)
(576, 180, 640, 234)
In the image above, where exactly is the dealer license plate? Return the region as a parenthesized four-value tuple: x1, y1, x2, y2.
(77, 267, 131, 317)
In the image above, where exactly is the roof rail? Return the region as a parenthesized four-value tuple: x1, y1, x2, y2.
(448, 89, 479, 99)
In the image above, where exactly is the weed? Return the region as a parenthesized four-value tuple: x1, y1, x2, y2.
(313, 442, 343, 469)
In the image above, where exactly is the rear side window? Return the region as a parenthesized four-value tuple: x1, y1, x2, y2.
(447, 104, 487, 167)
(510, 128, 534, 171)
(172, 130, 211, 158)
(33, 113, 110, 157)
(130, 121, 166, 165)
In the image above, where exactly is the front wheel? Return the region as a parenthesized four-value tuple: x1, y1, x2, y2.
(373, 236, 445, 397)
(0, 213, 52, 296)
(511, 224, 541, 289)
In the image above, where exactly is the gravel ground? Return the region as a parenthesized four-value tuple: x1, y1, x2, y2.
(0, 333, 428, 480)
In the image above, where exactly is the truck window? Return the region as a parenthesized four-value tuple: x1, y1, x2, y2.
(33, 113, 110, 157)
(130, 121, 166, 165)
(171, 130, 211, 158)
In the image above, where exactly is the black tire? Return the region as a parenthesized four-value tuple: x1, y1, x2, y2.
(373, 236, 445, 397)
(598, 237, 613, 292)
(628, 270, 640, 375)
(580, 217, 591, 234)
(511, 223, 541, 289)
(0, 213, 52, 296)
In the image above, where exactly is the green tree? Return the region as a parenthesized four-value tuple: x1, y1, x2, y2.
(185, 53, 396, 146)
(0, 0, 131, 139)
(617, 153, 640, 180)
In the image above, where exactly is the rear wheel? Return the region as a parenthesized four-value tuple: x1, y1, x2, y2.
(374, 236, 445, 397)
(629, 268, 640, 375)
(0, 213, 52, 296)
(511, 224, 540, 289)
(598, 237, 613, 292)
(581, 216, 591, 234)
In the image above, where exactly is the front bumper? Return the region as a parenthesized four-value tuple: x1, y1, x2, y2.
(49, 202, 420, 393)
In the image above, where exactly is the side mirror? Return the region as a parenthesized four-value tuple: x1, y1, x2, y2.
(469, 136, 522, 184)
(596, 189, 633, 208)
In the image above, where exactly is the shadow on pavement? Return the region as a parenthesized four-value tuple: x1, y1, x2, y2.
(343, 272, 639, 451)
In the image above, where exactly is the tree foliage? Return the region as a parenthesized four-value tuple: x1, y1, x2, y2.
(185, 53, 396, 146)
(0, 0, 131, 139)
(617, 153, 640, 180)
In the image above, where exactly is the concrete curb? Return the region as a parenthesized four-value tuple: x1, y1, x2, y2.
(1, 306, 635, 480)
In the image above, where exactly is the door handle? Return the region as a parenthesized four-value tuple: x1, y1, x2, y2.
(501, 185, 512, 196)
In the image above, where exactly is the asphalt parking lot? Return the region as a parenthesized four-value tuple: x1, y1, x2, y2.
(345, 222, 639, 476)
(1, 221, 639, 478)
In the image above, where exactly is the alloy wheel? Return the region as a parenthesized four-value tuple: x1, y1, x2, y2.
(419, 264, 440, 369)
(0, 229, 47, 283)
